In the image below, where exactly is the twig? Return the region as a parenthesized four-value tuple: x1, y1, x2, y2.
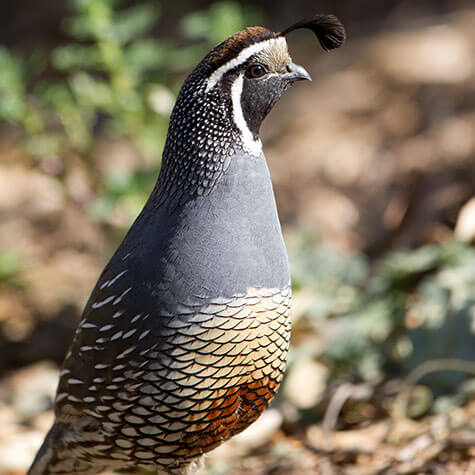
(322, 383, 353, 432)
(392, 358, 475, 421)
(322, 382, 373, 432)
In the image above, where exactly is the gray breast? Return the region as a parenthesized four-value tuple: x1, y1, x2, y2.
(129, 151, 290, 301)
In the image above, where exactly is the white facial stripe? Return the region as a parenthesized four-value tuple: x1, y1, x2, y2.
(206, 37, 284, 92)
(231, 73, 262, 156)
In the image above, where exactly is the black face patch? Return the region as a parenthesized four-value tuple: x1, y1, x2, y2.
(240, 74, 289, 138)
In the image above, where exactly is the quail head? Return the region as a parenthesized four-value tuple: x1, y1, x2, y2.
(29, 13, 345, 475)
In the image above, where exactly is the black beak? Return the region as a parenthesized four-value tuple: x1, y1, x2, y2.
(284, 62, 312, 82)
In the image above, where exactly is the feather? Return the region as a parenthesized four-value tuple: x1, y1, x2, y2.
(280, 14, 346, 51)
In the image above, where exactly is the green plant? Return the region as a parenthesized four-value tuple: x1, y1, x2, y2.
(0, 251, 22, 288)
(0, 1, 261, 228)
(289, 238, 475, 386)
(0, 0, 261, 155)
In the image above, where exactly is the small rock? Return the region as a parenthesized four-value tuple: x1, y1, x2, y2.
(306, 421, 389, 452)
(434, 116, 475, 162)
(23, 250, 101, 315)
(0, 403, 22, 441)
(396, 433, 434, 461)
(8, 362, 58, 420)
(148, 84, 175, 116)
(455, 197, 475, 242)
(379, 100, 421, 138)
(284, 359, 328, 409)
(209, 409, 283, 461)
(0, 165, 65, 216)
(0, 292, 34, 341)
(93, 138, 145, 178)
(298, 188, 360, 235)
(230, 408, 283, 451)
(0, 430, 44, 472)
(32, 410, 54, 433)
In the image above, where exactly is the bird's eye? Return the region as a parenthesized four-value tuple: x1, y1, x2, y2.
(245, 64, 267, 79)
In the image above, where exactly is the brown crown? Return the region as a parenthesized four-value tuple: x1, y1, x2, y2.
(200, 26, 278, 73)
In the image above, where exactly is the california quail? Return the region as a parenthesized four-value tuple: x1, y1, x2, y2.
(29, 13, 345, 475)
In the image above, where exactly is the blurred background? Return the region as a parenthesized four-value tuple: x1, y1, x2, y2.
(0, 1, 474, 473)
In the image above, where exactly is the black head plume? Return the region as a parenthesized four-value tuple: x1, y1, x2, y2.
(280, 14, 346, 51)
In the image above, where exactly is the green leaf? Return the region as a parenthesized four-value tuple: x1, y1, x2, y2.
(181, 1, 262, 44)
(0, 47, 27, 122)
(124, 39, 166, 74)
(0, 251, 21, 282)
(52, 45, 102, 70)
(69, 72, 114, 110)
(114, 4, 160, 44)
(380, 245, 442, 283)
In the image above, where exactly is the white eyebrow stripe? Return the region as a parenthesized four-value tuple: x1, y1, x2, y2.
(205, 37, 283, 92)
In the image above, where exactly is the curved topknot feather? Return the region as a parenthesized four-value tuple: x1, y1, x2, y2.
(280, 14, 346, 51)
